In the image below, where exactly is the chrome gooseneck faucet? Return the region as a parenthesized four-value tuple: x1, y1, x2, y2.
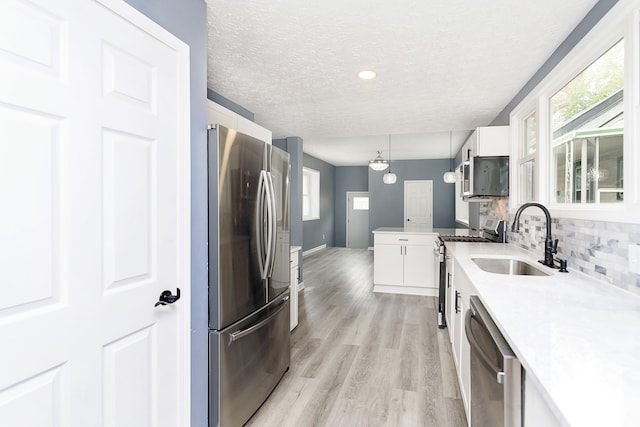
(511, 202, 567, 271)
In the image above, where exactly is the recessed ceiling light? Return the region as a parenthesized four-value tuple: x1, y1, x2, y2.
(357, 70, 377, 80)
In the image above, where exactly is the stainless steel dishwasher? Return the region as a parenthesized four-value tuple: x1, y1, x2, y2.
(465, 296, 521, 427)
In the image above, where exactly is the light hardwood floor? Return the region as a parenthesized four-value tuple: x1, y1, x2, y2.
(246, 247, 468, 427)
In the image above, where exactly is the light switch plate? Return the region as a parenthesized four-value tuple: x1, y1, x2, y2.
(629, 244, 640, 274)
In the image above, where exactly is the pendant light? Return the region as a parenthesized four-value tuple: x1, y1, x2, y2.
(369, 150, 389, 171)
(383, 134, 397, 184)
(443, 130, 457, 184)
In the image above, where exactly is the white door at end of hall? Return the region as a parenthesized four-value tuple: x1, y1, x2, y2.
(347, 192, 369, 248)
(404, 180, 433, 227)
(0, 0, 191, 426)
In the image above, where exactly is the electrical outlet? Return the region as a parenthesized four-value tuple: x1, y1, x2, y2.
(629, 244, 640, 274)
(322, 233, 325, 240)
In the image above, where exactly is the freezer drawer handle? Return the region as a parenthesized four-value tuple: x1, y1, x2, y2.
(229, 296, 289, 343)
(154, 288, 181, 307)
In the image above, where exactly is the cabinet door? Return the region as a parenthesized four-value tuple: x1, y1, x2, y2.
(445, 255, 455, 343)
(374, 244, 404, 285)
(289, 267, 298, 331)
(454, 263, 474, 421)
(524, 373, 562, 427)
(452, 285, 463, 368)
(475, 126, 509, 156)
(404, 244, 435, 287)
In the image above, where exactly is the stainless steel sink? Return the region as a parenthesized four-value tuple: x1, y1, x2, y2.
(471, 257, 550, 276)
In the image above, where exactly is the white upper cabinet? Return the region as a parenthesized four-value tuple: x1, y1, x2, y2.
(207, 100, 272, 144)
(468, 125, 509, 157)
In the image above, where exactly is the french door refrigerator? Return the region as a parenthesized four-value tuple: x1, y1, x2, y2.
(207, 125, 291, 427)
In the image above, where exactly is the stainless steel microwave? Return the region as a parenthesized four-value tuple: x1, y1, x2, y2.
(461, 155, 509, 199)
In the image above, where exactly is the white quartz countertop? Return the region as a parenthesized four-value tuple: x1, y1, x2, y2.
(445, 242, 640, 426)
(373, 226, 463, 234)
(290, 245, 302, 253)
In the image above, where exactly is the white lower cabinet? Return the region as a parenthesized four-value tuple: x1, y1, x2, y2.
(289, 247, 300, 331)
(523, 373, 562, 427)
(450, 257, 474, 426)
(373, 232, 437, 295)
(372, 243, 404, 285)
(447, 251, 563, 427)
(445, 254, 455, 344)
(403, 244, 433, 286)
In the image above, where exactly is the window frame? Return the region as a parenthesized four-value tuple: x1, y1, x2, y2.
(509, 0, 640, 222)
(302, 167, 320, 221)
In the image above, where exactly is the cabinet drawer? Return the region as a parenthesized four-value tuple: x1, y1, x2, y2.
(374, 233, 436, 246)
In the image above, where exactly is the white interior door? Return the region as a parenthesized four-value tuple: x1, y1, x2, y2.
(404, 180, 433, 227)
(0, 1, 191, 426)
(346, 192, 369, 248)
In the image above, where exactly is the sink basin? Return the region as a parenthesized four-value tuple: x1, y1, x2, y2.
(472, 257, 550, 276)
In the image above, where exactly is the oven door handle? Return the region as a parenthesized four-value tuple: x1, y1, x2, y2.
(465, 308, 502, 382)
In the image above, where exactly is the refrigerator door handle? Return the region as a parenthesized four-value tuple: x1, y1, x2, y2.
(256, 170, 268, 279)
(265, 171, 277, 277)
(229, 296, 289, 343)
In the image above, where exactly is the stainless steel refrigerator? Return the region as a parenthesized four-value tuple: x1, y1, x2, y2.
(207, 125, 291, 427)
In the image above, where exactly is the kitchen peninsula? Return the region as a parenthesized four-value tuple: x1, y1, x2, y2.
(372, 226, 445, 295)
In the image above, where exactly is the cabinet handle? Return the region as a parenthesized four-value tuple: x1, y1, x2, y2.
(447, 272, 452, 288)
(455, 291, 461, 313)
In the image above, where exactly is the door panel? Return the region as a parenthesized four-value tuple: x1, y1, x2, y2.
(0, 1, 189, 425)
(0, 106, 62, 313)
(347, 192, 369, 248)
(102, 130, 154, 290)
(404, 180, 433, 227)
(103, 326, 156, 427)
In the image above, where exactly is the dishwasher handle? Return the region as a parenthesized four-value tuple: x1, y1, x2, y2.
(465, 308, 503, 383)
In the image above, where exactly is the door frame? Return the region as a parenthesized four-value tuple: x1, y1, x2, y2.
(99, 0, 192, 423)
(346, 191, 369, 248)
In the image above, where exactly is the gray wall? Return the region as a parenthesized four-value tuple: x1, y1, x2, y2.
(368, 159, 456, 246)
(302, 154, 336, 250)
(334, 166, 369, 247)
(121, 0, 209, 425)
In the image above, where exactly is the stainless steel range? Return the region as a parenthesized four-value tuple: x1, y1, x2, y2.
(435, 220, 506, 328)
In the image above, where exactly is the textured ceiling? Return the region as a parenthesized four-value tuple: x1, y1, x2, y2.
(207, 0, 599, 165)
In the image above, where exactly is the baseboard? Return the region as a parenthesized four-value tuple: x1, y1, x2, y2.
(368, 246, 374, 251)
(303, 244, 326, 257)
(297, 281, 305, 291)
(373, 284, 438, 297)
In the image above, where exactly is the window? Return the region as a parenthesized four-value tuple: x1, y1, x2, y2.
(352, 197, 369, 210)
(302, 167, 320, 220)
(549, 40, 624, 204)
(509, 0, 638, 223)
(518, 112, 537, 203)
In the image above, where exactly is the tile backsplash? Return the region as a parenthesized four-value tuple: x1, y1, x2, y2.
(479, 200, 640, 296)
